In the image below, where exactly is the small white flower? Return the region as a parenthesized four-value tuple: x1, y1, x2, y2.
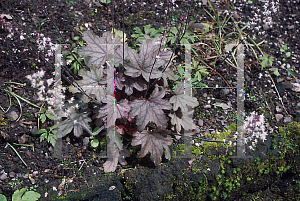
(46, 97, 55, 106)
(31, 79, 36, 88)
(207, 168, 210, 171)
(40, 85, 45, 93)
(25, 74, 32, 81)
(68, 97, 75, 104)
(38, 80, 44, 87)
(66, 60, 72, 65)
(36, 69, 45, 78)
(37, 91, 45, 101)
(46, 78, 54, 86)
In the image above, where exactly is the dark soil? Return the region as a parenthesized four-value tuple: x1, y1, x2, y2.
(0, 0, 300, 200)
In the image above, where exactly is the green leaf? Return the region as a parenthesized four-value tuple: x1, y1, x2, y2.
(259, 54, 273, 70)
(0, 194, 7, 201)
(286, 52, 291, 57)
(40, 133, 47, 141)
(268, 57, 274, 66)
(45, 111, 56, 120)
(271, 68, 280, 76)
(194, 71, 202, 82)
(99, 0, 111, 3)
(36, 129, 47, 135)
(180, 38, 189, 44)
(91, 139, 99, 148)
(177, 66, 184, 76)
(170, 37, 176, 44)
(73, 36, 80, 41)
(131, 33, 143, 38)
(93, 127, 100, 133)
(149, 30, 159, 37)
(12, 188, 27, 201)
(40, 114, 46, 123)
(47, 134, 56, 147)
(20, 191, 41, 201)
(170, 27, 178, 35)
(67, 55, 75, 60)
(144, 25, 152, 35)
(133, 27, 143, 35)
(174, 75, 180, 80)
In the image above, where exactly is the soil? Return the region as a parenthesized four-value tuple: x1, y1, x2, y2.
(0, 0, 300, 201)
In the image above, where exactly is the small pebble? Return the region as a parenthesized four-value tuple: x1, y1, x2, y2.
(204, 105, 211, 109)
(275, 114, 283, 122)
(198, 119, 203, 126)
(284, 116, 293, 123)
(0, 174, 8, 180)
(9, 172, 15, 178)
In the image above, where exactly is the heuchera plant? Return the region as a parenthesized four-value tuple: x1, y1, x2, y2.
(57, 30, 199, 172)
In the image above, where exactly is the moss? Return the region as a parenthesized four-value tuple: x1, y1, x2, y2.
(286, 122, 300, 139)
(227, 123, 237, 132)
(278, 121, 300, 139)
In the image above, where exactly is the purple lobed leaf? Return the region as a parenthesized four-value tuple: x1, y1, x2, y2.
(78, 31, 121, 67)
(129, 87, 172, 131)
(123, 36, 172, 82)
(68, 65, 107, 103)
(131, 129, 172, 165)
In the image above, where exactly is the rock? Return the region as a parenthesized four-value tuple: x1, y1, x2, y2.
(277, 78, 284, 82)
(291, 83, 300, 92)
(276, 106, 283, 113)
(9, 172, 15, 178)
(198, 119, 203, 127)
(25, 150, 33, 158)
(31, 126, 38, 135)
(275, 114, 283, 122)
(222, 88, 230, 96)
(204, 105, 211, 109)
(284, 116, 293, 123)
(18, 134, 29, 144)
(233, 12, 240, 19)
(83, 137, 90, 146)
(6, 111, 18, 121)
(263, 23, 269, 30)
(0, 173, 8, 180)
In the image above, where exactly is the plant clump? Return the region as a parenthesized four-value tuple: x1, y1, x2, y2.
(51, 30, 199, 172)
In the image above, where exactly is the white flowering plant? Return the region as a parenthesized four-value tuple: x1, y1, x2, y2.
(243, 111, 268, 150)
